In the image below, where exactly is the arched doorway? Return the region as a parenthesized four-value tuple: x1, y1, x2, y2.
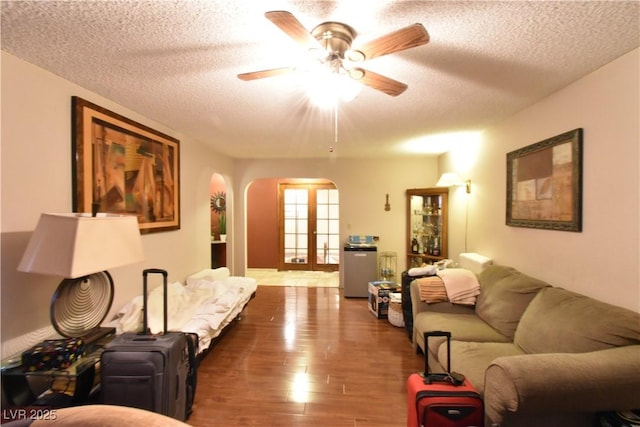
(210, 173, 227, 268)
(247, 178, 340, 272)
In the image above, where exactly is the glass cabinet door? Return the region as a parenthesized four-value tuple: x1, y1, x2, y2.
(406, 188, 448, 268)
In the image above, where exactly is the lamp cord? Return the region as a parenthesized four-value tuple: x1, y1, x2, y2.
(464, 192, 470, 253)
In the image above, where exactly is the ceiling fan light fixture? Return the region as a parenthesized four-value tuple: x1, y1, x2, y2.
(348, 68, 365, 80)
(307, 47, 328, 62)
(339, 75, 363, 102)
(303, 69, 362, 108)
(346, 49, 365, 62)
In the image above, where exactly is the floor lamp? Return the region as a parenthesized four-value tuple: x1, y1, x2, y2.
(18, 213, 144, 342)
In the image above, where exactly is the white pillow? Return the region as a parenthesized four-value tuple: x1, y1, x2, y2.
(186, 267, 230, 286)
(408, 265, 437, 277)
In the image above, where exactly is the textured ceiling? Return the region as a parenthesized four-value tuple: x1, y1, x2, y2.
(1, 1, 638, 159)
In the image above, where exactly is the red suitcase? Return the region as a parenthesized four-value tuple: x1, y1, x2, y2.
(407, 331, 483, 427)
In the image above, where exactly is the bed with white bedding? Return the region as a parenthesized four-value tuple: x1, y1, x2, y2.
(108, 268, 257, 355)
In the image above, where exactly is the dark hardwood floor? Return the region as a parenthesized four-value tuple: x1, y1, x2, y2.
(188, 286, 424, 427)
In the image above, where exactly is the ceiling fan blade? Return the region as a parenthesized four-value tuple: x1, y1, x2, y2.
(237, 66, 296, 81)
(265, 11, 322, 50)
(351, 68, 407, 97)
(351, 23, 429, 61)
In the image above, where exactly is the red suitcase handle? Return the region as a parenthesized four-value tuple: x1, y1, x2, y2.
(423, 331, 465, 386)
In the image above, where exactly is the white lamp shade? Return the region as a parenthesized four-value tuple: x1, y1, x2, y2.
(436, 172, 465, 188)
(18, 213, 144, 278)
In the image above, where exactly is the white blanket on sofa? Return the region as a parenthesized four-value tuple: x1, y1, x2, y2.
(109, 268, 257, 353)
(437, 268, 481, 305)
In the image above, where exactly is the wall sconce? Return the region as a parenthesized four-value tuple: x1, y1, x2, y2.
(18, 213, 144, 341)
(436, 172, 471, 194)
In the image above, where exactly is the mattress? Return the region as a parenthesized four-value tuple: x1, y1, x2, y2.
(108, 268, 257, 354)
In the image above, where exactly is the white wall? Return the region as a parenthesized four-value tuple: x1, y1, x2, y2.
(233, 157, 441, 281)
(0, 52, 233, 354)
(441, 48, 639, 312)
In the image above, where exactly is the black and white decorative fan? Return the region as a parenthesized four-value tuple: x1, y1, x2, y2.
(50, 272, 114, 339)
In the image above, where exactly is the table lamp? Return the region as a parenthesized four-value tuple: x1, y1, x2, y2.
(18, 212, 144, 341)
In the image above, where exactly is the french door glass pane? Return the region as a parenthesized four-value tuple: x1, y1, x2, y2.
(284, 188, 309, 264)
(284, 234, 296, 247)
(315, 189, 339, 265)
(317, 204, 329, 219)
(316, 220, 328, 234)
(297, 234, 308, 248)
(317, 189, 328, 204)
(284, 219, 296, 233)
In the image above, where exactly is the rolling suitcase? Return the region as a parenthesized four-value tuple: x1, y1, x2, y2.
(401, 270, 432, 341)
(101, 268, 192, 421)
(407, 331, 483, 427)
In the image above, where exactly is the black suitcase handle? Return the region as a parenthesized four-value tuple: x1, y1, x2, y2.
(142, 268, 169, 335)
(423, 331, 465, 386)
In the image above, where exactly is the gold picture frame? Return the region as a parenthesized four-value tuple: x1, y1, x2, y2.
(506, 128, 583, 232)
(72, 97, 180, 234)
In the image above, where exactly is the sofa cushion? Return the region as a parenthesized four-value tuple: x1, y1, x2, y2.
(475, 265, 551, 340)
(515, 288, 640, 353)
(414, 312, 511, 357)
(439, 341, 524, 396)
(514, 287, 640, 354)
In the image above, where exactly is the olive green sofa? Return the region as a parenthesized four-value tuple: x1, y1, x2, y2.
(410, 265, 640, 427)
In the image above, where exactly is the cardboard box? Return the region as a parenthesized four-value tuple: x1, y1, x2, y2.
(368, 280, 401, 319)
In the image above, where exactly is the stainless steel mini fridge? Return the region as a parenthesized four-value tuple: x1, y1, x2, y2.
(343, 244, 378, 297)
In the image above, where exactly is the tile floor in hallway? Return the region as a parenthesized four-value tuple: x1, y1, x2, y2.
(246, 268, 339, 288)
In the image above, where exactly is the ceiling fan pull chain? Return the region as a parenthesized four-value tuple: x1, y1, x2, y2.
(334, 102, 339, 146)
(329, 102, 338, 153)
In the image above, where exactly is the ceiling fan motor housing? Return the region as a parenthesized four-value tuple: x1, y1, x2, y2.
(311, 22, 358, 59)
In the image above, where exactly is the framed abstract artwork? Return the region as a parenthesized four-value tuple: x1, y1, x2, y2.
(72, 96, 180, 234)
(506, 128, 583, 232)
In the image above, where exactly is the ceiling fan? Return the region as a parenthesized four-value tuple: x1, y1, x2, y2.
(238, 11, 430, 97)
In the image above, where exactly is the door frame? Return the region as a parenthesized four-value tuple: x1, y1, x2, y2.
(277, 181, 339, 272)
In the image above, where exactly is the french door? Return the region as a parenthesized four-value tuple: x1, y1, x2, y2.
(278, 182, 340, 272)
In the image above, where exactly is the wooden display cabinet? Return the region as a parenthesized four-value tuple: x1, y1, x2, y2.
(406, 188, 448, 269)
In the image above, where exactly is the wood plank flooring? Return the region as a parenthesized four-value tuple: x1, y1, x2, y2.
(188, 286, 424, 427)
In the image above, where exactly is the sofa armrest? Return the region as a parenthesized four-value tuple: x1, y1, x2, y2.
(484, 346, 640, 426)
